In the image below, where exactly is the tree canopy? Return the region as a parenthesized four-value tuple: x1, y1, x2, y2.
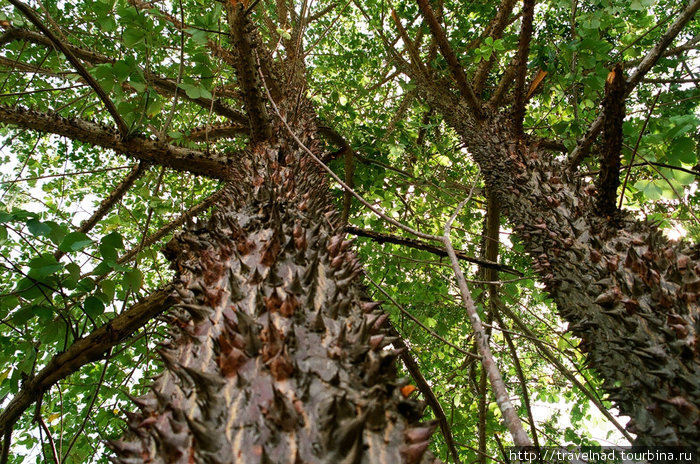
(0, 0, 698, 462)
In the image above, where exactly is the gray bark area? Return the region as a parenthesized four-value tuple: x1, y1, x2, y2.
(438, 100, 699, 445)
(109, 116, 440, 463)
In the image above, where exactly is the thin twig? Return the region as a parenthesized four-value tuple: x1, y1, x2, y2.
(497, 302, 634, 442)
(61, 350, 111, 461)
(618, 90, 661, 209)
(441, 175, 533, 447)
(366, 274, 479, 358)
(346, 225, 523, 276)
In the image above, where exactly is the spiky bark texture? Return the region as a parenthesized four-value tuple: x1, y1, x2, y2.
(440, 107, 699, 445)
(109, 113, 439, 463)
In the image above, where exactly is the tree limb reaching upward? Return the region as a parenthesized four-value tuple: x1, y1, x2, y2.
(0, 287, 177, 445)
(416, 0, 484, 119)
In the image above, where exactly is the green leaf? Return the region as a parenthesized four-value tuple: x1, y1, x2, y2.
(26, 218, 51, 237)
(669, 137, 696, 164)
(27, 254, 63, 279)
(146, 97, 163, 117)
(77, 277, 96, 292)
(99, 280, 116, 302)
(183, 84, 201, 99)
(123, 27, 145, 47)
(122, 269, 143, 292)
(63, 262, 81, 289)
(59, 232, 93, 252)
(33, 305, 53, 321)
(98, 16, 117, 32)
(45, 221, 67, 245)
(186, 28, 209, 45)
(634, 180, 662, 200)
(276, 27, 292, 40)
(12, 306, 35, 325)
(84, 296, 105, 318)
(130, 80, 146, 93)
(100, 231, 125, 261)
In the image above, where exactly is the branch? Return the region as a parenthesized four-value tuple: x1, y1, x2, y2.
(0, 27, 248, 125)
(416, 0, 484, 119)
(116, 188, 226, 265)
(486, 54, 518, 110)
(596, 65, 625, 216)
(390, 11, 429, 80)
(381, 312, 462, 463)
(472, 0, 518, 95)
(261, 71, 441, 242)
(53, 163, 146, 261)
(7, 0, 128, 136)
(627, 0, 700, 91)
(0, 106, 233, 179)
(79, 163, 146, 234)
(442, 187, 532, 447)
(624, 35, 700, 67)
(186, 123, 248, 142)
(226, 2, 272, 142)
(497, 302, 634, 442)
(619, 91, 661, 209)
(513, 0, 536, 136)
(493, 310, 541, 454)
(346, 225, 523, 276)
(0, 286, 177, 440)
(568, 0, 700, 169)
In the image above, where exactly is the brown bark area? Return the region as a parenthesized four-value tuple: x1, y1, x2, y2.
(0, 105, 233, 179)
(433, 101, 699, 444)
(109, 110, 440, 462)
(596, 65, 625, 217)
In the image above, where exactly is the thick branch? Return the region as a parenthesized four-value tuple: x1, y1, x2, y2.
(7, 0, 129, 135)
(473, 0, 518, 95)
(0, 106, 233, 179)
(512, 0, 536, 136)
(487, 54, 519, 110)
(443, 197, 532, 447)
(627, 0, 700, 91)
(0, 286, 177, 438)
(596, 65, 625, 216)
(226, 3, 272, 142)
(416, 0, 484, 119)
(346, 225, 523, 277)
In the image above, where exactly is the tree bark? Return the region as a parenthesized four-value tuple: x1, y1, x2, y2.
(109, 111, 440, 462)
(429, 99, 699, 445)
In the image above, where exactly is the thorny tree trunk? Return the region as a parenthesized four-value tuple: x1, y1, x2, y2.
(108, 107, 439, 462)
(432, 97, 699, 445)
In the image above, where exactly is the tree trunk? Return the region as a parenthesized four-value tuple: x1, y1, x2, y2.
(435, 102, 699, 445)
(108, 112, 439, 463)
